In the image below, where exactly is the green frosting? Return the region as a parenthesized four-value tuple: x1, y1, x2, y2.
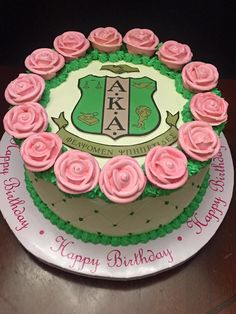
(24, 49, 225, 200)
(25, 169, 210, 246)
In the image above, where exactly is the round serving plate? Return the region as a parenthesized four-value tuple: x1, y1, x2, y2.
(0, 133, 233, 280)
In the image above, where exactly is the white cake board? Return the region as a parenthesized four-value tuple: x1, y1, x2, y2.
(0, 132, 234, 280)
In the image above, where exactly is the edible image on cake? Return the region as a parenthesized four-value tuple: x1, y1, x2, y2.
(72, 75, 160, 139)
(51, 62, 181, 158)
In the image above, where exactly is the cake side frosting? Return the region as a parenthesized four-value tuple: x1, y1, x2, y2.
(25, 165, 209, 245)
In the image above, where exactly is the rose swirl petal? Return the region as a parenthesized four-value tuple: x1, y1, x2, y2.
(123, 28, 159, 56)
(53, 31, 90, 61)
(54, 150, 100, 194)
(88, 27, 122, 53)
(99, 156, 146, 203)
(145, 146, 188, 189)
(178, 121, 221, 161)
(25, 48, 65, 80)
(3, 102, 48, 139)
(182, 61, 219, 92)
(4, 73, 45, 106)
(20, 132, 62, 172)
(190, 92, 228, 125)
(157, 40, 193, 70)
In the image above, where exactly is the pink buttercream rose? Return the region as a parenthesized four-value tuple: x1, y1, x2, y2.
(88, 27, 122, 53)
(190, 92, 228, 126)
(20, 132, 62, 172)
(178, 121, 220, 161)
(157, 40, 193, 70)
(182, 61, 219, 92)
(25, 48, 65, 80)
(4, 73, 45, 106)
(99, 156, 146, 204)
(145, 146, 188, 189)
(54, 150, 100, 194)
(123, 28, 159, 56)
(3, 102, 48, 139)
(53, 31, 90, 61)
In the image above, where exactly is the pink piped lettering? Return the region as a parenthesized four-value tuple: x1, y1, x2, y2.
(209, 146, 226, 192)
(50, 236, 100, 273)
(3, 177, 29, 232)
(106, 247, 173, 268)
(187, 196, 227, 234)
(0, 138, 19, 175)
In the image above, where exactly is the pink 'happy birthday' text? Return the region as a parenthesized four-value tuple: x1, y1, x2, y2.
(187, 195, 227, 234)
(3, 177, 29, 231)
(50, 236, 174, 273)
(107, 248, 173, 268)
(209, 145, 226, 193)
(0, 138, 18, 176)
(187, 145, 228, 235)
(50, 236, 100, 273)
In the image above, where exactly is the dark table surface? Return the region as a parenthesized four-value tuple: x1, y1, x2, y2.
(0, 66, 235, 314)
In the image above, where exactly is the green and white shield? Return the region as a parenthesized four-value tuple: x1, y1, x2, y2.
(71, 75, 160, 139)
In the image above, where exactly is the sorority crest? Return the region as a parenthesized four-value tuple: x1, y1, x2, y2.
(52, 68, 180, 158)
(71, 75, 160, 139)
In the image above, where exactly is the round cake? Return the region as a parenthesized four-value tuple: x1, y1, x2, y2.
(3, 27, 228, 246)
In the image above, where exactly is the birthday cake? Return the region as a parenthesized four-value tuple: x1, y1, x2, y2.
(3, 27, 228, 246)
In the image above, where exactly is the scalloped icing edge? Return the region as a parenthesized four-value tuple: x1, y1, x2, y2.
(25, 168, 210, 246)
